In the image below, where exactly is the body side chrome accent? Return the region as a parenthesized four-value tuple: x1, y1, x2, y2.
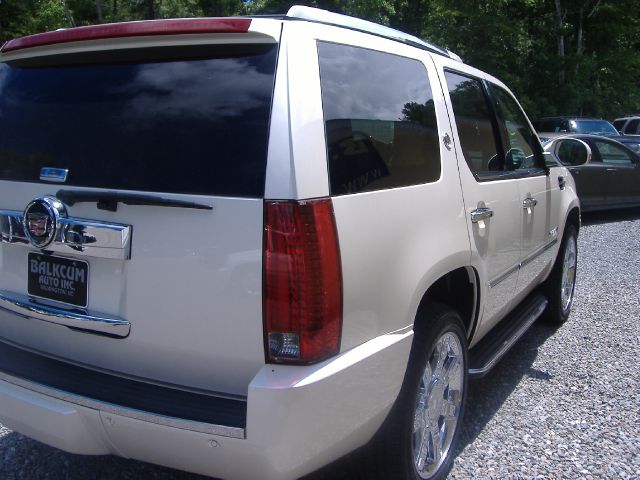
(0, 290, 130, 337)
(488, 263, 520, 289)
(0, 210, 131, 260)
(519, 237, 558, 269)
(489, 237, 557, 289)
(0, 371, 245, 439)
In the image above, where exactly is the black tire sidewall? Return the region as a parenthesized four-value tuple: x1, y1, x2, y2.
(545, 224, 578, 324)
(397, 304, 469, 480)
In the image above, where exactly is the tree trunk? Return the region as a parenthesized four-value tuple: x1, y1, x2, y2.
(63, 1, 76, 27)
(145, 0, 156, 20)
(576, 7, 584, 56)
(96, 0, 104, 23)
(554, 0, 565, 84)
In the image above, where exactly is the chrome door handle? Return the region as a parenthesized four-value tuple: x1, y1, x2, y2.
(606, 168, 616, 173)
(470, 207, 494, 223)
(522, 197, 538, 209)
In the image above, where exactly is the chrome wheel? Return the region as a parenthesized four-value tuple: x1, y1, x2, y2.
(412, 332, 464, 479)
(560, 234, 577, 313)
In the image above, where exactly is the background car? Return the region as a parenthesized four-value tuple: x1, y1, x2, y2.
(617, 135, 640, 153)
(534, 116, 620, 142)
(544, 134, 640, 211)
(612, 115, 640, 135)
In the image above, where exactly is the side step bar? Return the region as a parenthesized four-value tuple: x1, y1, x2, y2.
(469, 293, 548, 379)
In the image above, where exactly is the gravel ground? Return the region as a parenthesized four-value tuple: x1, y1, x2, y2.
(1, 208, 639, 480)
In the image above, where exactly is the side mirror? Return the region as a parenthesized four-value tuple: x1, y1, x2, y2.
(546, 138, 592, 166)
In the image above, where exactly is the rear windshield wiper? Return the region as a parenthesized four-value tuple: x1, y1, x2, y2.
(56, 189, 213, 212)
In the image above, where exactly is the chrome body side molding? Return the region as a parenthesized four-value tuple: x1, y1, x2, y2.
(0, 290, 130, 337)
(489, 237, 558, 289)
(0, 210, 132, 260)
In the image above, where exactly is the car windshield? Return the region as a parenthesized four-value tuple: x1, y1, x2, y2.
(571, 120, 619, 135)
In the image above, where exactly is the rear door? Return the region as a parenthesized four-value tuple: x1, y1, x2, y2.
(437, 63, 522, 339)
(0, 26, 280, 396)
(591, 139, 640, 206)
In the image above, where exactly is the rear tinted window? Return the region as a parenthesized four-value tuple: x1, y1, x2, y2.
(0, 44, 277, 197)
(318, 42, 440, 195)
(624, 119, 640, 134)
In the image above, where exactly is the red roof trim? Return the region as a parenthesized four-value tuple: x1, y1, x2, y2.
(1, 18, 252, 53)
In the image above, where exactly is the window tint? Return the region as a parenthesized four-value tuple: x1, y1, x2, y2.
(318, 42, 440, 195)
(0, 44, 277, 197)
(613, 119, 626, 132)
(488, 84, 541, 171)
(594, 141, 636, 164)
(572, 120, 618, 135)
(624, 119, 640, 135)
(444, 71, 501, 174)
(556, 139, 589, 166)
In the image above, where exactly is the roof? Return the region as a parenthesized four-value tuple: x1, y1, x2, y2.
(1, 5, 459, 61)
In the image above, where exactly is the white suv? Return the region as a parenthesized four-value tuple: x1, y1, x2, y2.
(0, 6, 580, 480)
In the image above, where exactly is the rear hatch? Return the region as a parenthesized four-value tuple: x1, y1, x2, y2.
(0, 23, 280, 396)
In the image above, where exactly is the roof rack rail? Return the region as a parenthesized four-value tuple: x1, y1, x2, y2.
(285, 5, 458, 60)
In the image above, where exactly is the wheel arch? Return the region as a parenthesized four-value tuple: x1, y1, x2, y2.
(413, 266, 479, 341)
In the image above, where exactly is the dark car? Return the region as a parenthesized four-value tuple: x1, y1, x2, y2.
(543, 134, 640, 211)
(534, 117, 620, 141)
(617, 135, 640, 153)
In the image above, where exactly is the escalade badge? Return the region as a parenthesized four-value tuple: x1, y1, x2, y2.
(23, 196, 67, 248)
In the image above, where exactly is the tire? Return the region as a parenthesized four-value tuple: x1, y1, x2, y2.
(543, 224, 578, 324)
(364, 303, 468, 480)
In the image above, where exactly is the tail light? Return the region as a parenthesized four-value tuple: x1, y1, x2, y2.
(264, 198, 342, 364)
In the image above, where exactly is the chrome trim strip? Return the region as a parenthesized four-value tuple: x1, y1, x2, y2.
(489, 238, 558, 289)
(0, 290, 130, 337)
(0, 210, 131, 260)
(488, 263, 520, 289)
(0, 371, 245, 439)
(520, 238, 558, 269)
(469, 298, 548, 377)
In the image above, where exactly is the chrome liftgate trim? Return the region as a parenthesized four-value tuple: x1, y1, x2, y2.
(0, 210, 132, 261)
(0, 290, 130, 337)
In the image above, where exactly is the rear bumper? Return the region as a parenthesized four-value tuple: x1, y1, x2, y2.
(0, 330, 413, 480)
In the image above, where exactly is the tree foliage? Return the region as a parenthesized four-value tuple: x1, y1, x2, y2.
(0, 0, 638, 118)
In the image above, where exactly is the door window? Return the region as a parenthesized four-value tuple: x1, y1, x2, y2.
(488, 84, 542, 171)
(444, 71, 502, 176)
(594, 141, 637, 165)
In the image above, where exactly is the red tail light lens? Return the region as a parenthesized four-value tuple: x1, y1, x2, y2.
(264, 198, 342, 364)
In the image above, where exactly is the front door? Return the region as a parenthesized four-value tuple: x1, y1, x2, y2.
(485, 83, 558, 290)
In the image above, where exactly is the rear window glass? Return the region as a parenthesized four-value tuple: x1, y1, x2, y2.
(0, 44, 277, 197)
(318, 42, 440, 195)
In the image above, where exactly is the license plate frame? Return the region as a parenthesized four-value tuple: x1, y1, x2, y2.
(27, 253, 89, 308)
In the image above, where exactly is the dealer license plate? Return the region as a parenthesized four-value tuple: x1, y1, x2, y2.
(28, 253, 89, 308)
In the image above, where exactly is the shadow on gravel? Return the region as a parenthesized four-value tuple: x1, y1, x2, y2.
(304, 321, 563, 480)
(453, 321, 560, 454)
(581, 207, 640, 226)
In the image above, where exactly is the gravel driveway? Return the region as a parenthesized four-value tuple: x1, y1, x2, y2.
(1, 209, 639, 480)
